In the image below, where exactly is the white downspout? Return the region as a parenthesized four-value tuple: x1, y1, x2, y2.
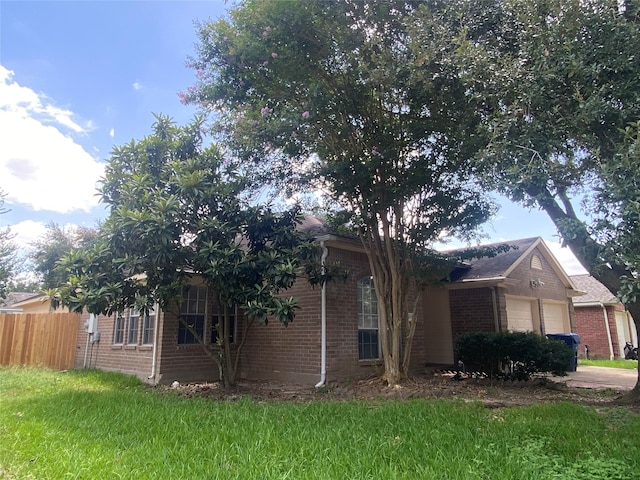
(600, 303, 615, 360)
(315, 241, 328, 388)
(148, 303, 160, 383)
(83, 328, 91, 368)
(83, 313, 96, 368)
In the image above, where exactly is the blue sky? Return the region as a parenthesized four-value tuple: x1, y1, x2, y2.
(0, 0, 586, 274)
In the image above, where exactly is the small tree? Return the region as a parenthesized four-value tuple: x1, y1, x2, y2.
(57, 115, 321, 388)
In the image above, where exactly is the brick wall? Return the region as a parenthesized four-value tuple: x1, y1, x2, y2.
(449, 287, 496, 347)
(75, 311, 155, 381)
(240, 244, 427, 384)
(69, 242, 430, 385)
(573, 304, 624, 359)
(240, 245, 385, 384)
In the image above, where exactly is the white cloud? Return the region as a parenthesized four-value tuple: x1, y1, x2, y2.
(109, 127, 115, 138)
(544, 240, 588, 276)
(132, 81, 142, 91)
(0, 65, 104, 213)
(9, 220, 47, 249)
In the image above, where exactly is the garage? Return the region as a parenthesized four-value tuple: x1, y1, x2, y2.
(506, 297, 536, 332)
(542, 301, 570, 334)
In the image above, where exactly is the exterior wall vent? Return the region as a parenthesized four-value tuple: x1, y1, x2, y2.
(531, 254, 542, 270)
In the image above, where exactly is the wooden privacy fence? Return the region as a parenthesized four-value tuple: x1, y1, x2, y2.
(0, 313, 80, 370)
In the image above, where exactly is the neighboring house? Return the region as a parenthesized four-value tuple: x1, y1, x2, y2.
(71, 225, 583, 385)
(571, 274, 638, 360)
(0, 292, 47, 313)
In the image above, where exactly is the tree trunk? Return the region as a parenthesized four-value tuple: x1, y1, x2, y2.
(531, 187, 640, 396)
(360, 215, 419, 385)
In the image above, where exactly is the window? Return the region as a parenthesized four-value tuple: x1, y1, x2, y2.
(113, 313, 125, 345)
(127, 308, 139, 345)
(358, 276, 379, 360)
(142, 308, 156, 345)
(211, 304, 236, 345)
(178, 285, 207, 344)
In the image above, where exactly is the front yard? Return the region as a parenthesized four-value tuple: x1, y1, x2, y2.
(1, 367, 639, 479)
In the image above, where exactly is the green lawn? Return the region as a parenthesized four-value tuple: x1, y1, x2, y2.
(580, 359, 639, 370)
(1, 368, 639, 479)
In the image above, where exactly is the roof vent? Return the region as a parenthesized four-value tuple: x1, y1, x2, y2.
(531, 255, 542, 270)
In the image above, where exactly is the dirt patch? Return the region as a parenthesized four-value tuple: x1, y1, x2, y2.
(164, 371, 633, 409)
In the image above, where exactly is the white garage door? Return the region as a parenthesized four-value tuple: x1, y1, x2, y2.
(543, 302, 569, 334)
(615, 311, 631, 358)
(506, 298, 535, 332)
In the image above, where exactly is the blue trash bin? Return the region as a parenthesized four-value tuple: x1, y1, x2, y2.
(546, 333, 580, 372)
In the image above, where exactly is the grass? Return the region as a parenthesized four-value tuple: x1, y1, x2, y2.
(580, 358, 639, 370)
(1, 367, 639, 479)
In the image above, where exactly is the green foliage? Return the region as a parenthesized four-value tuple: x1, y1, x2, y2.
(591, 121, 640, 305)
(186, 0, 497, 383)
(452, 0, 640, 206)
(580, 359, 639, 370)
(455, 331, 574, 380)
(447, 0, 640, 387)
(29, 223, 98, 290)
(54, 115, 318, 387)
(2, 368, 640, 479)
(0, 189, 17, 302)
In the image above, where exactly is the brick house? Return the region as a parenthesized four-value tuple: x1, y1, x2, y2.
(73, 228, 583, 385)
(570, 274, 638, 360)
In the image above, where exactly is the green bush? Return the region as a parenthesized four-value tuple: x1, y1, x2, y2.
(455, 331, 574, 380)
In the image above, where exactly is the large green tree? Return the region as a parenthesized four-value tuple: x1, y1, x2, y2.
(30, 223, 98, 290)
(448, 0, 640, 393)
(56, 115, 321, 388)
(185, 0, 495, 384)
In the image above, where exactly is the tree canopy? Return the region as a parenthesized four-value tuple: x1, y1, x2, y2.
(29, 223, 98, 290)
(57, 115, 321, 387)
(447, 0, 640, 392)
(185, 0, 496, 383)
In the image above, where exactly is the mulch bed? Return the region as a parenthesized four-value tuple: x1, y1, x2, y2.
(164, 371, 635, 409)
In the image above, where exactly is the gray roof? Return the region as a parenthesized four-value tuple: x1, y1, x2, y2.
(298, 216, 335, 237)
(570, 274, 619, 305)
(449, 237, 539, 282)
(1, 291, 41, 308)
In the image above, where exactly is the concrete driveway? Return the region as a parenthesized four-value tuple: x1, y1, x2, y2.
(555, 365, 638, 391)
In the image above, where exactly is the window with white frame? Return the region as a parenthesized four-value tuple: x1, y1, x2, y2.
(113, 313, 125, 345)
(178, 285, 207, 344)
(127, 308, 139, 345)
(142, 308, 156, 345)
(358, 276, 379, 360)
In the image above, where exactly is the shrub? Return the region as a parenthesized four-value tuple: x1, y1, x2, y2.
(455, 331, 574, 380)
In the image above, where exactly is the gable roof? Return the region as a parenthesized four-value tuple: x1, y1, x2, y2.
(1, 291, 42, 308)
(447, 237, 580, 292)
(450, 237, 539, 281)
(570, 274, 620, 305)
(298, 215, 335, 237)
(8, 293, 48, 308)
(301, 218, 580, 293)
